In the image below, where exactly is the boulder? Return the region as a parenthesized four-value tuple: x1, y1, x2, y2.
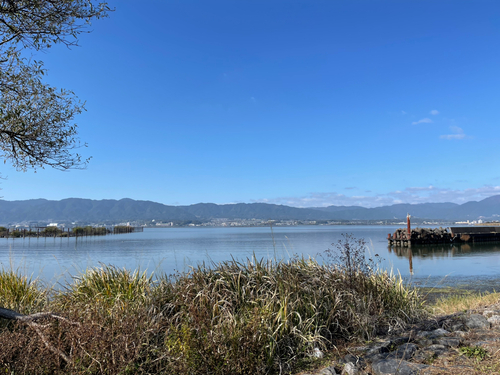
(465, 314, 490, 330)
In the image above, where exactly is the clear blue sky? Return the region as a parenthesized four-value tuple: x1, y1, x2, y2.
(3, 0, 500, 208)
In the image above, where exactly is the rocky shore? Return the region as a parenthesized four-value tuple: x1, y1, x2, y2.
(302, 301, 500, 375)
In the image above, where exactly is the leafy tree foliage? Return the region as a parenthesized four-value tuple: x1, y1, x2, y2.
(0, 1, 110, 171)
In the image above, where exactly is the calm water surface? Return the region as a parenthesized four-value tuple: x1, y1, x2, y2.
(1, 226, 500, 289)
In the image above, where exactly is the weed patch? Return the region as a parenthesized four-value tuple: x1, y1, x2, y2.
(459, 345, 488, 361)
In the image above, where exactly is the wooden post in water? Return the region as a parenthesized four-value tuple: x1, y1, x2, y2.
(406, 213, 411, 245)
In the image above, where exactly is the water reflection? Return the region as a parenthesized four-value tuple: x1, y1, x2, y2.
(387, 242, 500, 277)
(389, 242, 500, 259)
(408, 248, 413, 275)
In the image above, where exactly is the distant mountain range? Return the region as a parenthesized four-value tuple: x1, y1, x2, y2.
(1, 196, 500, 224)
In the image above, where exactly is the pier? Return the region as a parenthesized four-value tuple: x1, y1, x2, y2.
(0, 225, 143, 239)
(388, 214, 500, 246)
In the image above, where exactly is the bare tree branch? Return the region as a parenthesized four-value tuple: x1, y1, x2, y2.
(0, 306, 80, 364)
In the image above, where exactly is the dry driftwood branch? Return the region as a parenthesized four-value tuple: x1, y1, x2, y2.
(0, 306, 78, 364)
(0, 306, 79, 325)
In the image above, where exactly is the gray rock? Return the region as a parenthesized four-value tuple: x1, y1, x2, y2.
(436, 337, 461, 348)
(370, 341, 393, 353)
(465, 314, 490, 330)
(318, 366, 339, 375)
(390, 337, 412, 346)
(415, 338, 432, 347)
(483, 310, 500, 318)
(364, 351, 390, 363)
(470, 340, 496, 347)
(412, 348, 437, 362)
(426, 344, 449, 357)
(371, 359, 428, 375)
(487, 315, 500, 326)
(341, 354, 364, 366)
(342, 362, 360, 375)
(453, 330, 468, 337)
(340, 354, 366, 375)
(431, 328, 449, 336)
(450, 323, 466, 331)
(416, 328, 448, 339)
(364, 341, 392, 361)
(440, 316, 462, 329)
(386, 343, 418, 360)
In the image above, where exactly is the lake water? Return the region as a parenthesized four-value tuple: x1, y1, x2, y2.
(1, 225, 500, 290)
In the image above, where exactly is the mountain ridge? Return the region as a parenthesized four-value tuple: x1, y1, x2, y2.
(0, 196, 499, 224)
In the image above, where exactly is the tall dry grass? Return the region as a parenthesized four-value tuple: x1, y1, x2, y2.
(430, 291, 500, 315)
(0, 268, 47, 314)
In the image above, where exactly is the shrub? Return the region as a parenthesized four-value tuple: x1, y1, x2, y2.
(154, 255, 425, 374)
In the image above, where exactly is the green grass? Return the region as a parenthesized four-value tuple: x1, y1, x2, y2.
(0, 250, 427, 374)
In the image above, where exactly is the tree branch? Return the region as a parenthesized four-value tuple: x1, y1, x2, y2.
(0, 306, 79, 365)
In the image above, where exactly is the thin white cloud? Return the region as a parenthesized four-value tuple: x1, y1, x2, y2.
(440, 126, 466, 140)
(405, 185, 436, 192)
(412, 118, 433, 125)
(252, 185, 500, 208)
(430, 110, 440, 115)
(401, 110, 407, 115)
